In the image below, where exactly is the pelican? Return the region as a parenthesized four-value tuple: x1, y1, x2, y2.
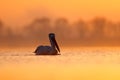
(34, 33, 60, 55)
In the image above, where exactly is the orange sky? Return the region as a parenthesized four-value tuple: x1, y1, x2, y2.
(0, 0, 120, 27)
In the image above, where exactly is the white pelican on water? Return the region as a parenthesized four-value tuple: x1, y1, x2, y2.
(34, 33, 60, 55)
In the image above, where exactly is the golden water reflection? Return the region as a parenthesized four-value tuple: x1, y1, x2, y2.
(0, 47, 120, 80)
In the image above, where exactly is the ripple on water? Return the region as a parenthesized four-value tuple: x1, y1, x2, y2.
(0, 47, 120, 65)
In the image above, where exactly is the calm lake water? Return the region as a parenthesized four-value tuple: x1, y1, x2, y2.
(0, 47, 120, 80)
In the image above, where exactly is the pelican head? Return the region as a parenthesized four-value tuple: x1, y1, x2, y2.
(49, 33, 55, 39)
(49, 33, 60, 52)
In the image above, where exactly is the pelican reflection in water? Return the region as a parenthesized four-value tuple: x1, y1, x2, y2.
(34, 33, 60, 55)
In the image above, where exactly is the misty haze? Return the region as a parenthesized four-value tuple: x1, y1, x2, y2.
(0, 17, 120, 47)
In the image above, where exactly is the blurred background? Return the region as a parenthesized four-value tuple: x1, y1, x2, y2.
(0, 0, 120, 47)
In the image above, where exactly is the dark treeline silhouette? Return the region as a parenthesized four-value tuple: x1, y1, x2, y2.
(0, 17, 120, 47)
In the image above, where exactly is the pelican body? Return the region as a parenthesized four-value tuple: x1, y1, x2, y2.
(34, 33, 60, 55)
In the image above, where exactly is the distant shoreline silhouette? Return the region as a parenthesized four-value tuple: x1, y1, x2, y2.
(0, 17, 120, 47)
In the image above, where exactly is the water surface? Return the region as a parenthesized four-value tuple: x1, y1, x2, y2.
(0, 47, 120, 80)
